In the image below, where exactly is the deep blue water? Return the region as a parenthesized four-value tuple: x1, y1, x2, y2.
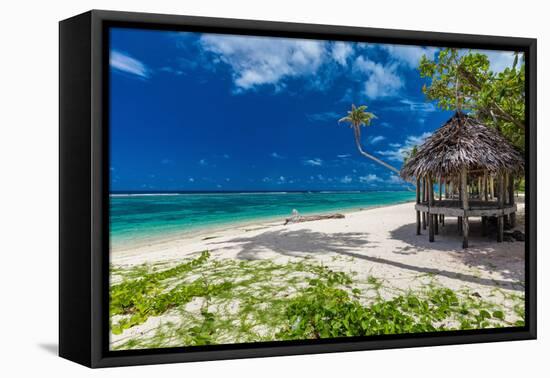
(109, 191, 415, 249)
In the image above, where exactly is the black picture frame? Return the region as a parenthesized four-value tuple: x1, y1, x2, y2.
(59, 9, 537, 368)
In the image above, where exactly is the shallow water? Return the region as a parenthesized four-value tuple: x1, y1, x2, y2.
(110, 191, 415, 249)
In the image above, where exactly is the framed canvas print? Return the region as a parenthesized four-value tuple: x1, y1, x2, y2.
(59, 10, 537, 368)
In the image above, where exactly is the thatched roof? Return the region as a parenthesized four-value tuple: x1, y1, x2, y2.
(401, 112, 524, 180)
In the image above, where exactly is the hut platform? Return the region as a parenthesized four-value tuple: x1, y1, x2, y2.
(416, 200, 517, 217)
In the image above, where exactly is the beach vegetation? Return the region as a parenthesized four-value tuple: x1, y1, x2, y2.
(403, 145, 418, 164)
(110, 251, 523, 349)
(516, 177, 525, 193)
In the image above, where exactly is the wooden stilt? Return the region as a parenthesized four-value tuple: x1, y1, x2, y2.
(504, 173, 510, 226)
(509, 175, 516, 227)
(458, 176, 463, 235)
(483, 172, 488, 202)
(461, 168, 469, 248)
(428, 175, 434, 242)
(416, 178, 421, 235)
(429, 215, 434, 242)
(497, 174, 505, 243)
(481, 216, 487, 236)
(459, 177, 463, 202)
(462, 216, 469, 248)
(422, 177, 427, 230)
(497, 216, 504, 242)
(478, 177, 481, 199)
(433, 177, 439, 234)
(422, 212, 426, 229)
(438, 178, 443, 227)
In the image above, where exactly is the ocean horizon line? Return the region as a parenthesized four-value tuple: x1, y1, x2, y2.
(110, 189, 411, 197)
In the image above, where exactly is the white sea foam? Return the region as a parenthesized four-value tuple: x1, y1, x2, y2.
(110, 193, 181, 197)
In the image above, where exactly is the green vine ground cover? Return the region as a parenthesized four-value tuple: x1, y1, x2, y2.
(110, 251, 524, 350)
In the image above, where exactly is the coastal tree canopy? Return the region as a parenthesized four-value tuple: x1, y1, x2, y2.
(419, 48, 525, 151)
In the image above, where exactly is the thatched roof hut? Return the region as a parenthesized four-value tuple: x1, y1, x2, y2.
(401, 112, 524, 180)
(400, 112, 523, 248)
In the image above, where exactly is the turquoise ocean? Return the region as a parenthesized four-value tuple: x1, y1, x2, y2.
(109, 191, 415, 249)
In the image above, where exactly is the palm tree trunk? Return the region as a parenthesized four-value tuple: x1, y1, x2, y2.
(353, 127, 403, 176)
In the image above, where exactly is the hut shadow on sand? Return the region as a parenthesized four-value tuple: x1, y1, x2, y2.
(211, 227, 523, 290)
(390, 219, 525, 285)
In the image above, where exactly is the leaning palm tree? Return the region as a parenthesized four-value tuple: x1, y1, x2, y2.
(338, 104, 401, 176)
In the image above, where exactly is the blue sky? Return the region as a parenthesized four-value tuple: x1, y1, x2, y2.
(109, 28, 518, 192)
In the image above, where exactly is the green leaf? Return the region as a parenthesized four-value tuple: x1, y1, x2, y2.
(479, 310, 491, 319)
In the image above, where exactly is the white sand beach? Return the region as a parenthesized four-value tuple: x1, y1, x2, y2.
(110, 201, 526, 349)
(111, 200, 524, 310)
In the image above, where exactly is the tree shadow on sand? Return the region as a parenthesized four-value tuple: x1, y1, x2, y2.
(212, 230, 376, 260)
(390, 218, 525, 286)
(211, 228, 523, 291)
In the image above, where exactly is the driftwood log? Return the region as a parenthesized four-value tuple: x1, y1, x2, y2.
(284, 213, 345, 225)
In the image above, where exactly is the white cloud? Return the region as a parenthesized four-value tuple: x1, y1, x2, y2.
(303, 158, 323, 166)
(199, 159, 207, 166)
(338, 88, 354, 103)
(406, 132, 432, 146)
(368, 135, 386, 144)
(340, 175, 353, 184)
(278, 176, 286, 183)
(159, 66, 184, 75)
(477, 50, 520, 73)
(331, 42, 354, 66)
(399, 99, 436, 112)
(359, 174, 382, 183)
(189, 177, 195, 182)
(110, 50, 150, 79)
(354, 56, 403, 99)
(270, 152, 284, 159)
(307, 111, 340, 122)
(200, 34, 327, 90)
(387, 174, 402, 184)
(382, 99, 436, 115)
(337, 154, 351, 158)
(383, 45, 436, 69)
(453, 49, 521, 73)
(377, 132, 431, 162)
